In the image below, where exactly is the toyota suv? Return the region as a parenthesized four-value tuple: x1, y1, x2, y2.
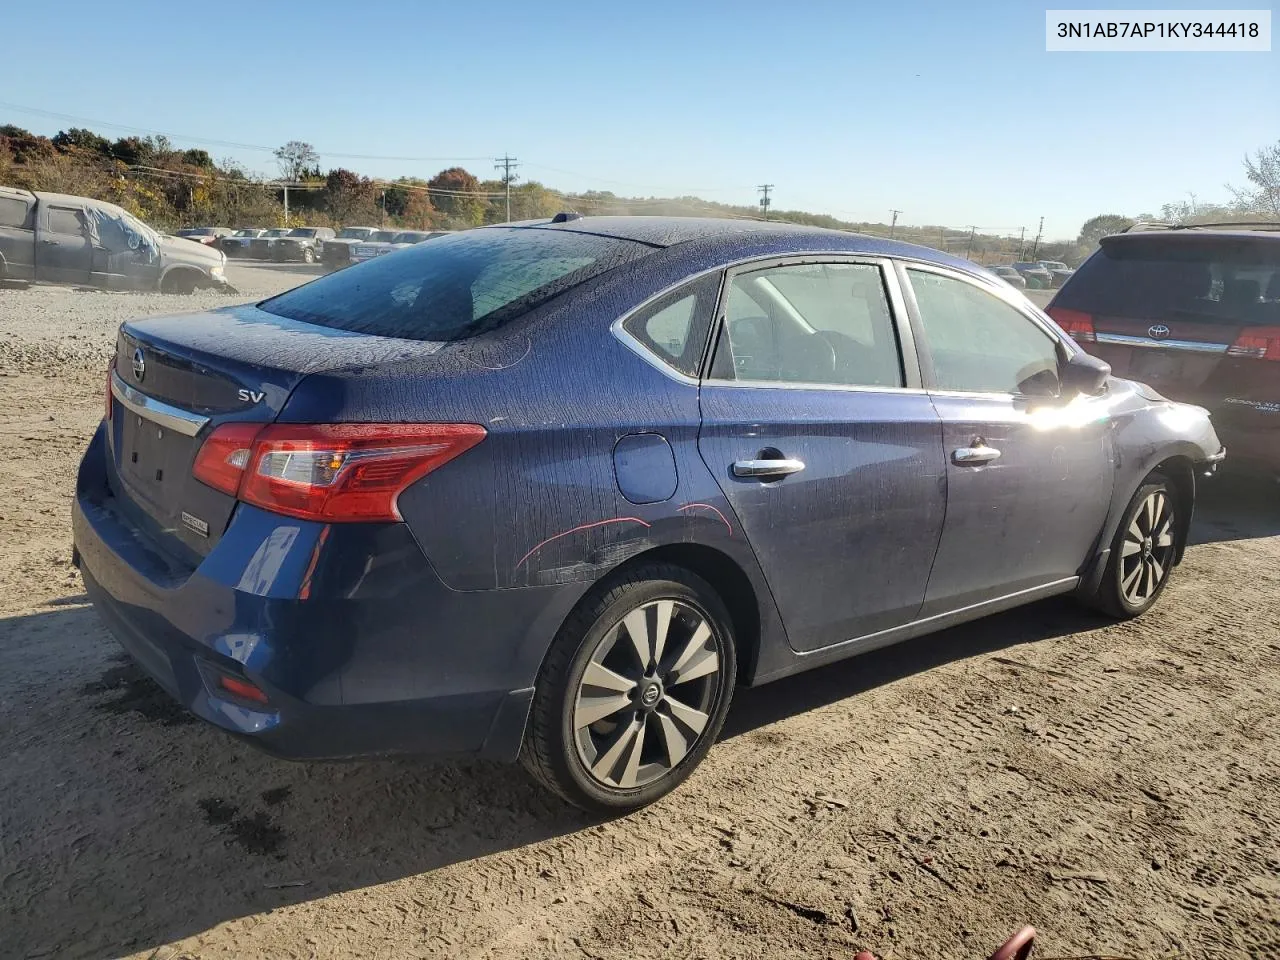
(1048, 222, 1279, 477)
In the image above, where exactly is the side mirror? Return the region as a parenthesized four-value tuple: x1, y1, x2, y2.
(1060, 349, 1110, 397)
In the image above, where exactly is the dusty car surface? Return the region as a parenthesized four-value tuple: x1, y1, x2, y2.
(270, 226, 336, 263)
(0, 186, 229, 294)
(74, 216, 1224, 813)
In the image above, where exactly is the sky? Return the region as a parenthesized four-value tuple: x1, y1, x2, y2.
(3, 0, 1275, 240)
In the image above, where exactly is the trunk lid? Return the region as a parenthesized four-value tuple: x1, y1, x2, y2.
(108, 304, 443, 562)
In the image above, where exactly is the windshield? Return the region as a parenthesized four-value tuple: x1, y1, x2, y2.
(260, 227, 652, 341)
(264, 229, 290, 237)
(336, 228, 371, 239)
(287, 228, 317, 238)
(391, 232, 427, 243)
(368, 231, 397, 242)
(232, 229, 258, 237)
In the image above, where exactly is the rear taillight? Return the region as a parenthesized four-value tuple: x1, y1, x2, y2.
(1227, 327, 1280, 362)
(1046, 307, 1096, 343)
(192, 422, 486, 522)
(192, 422, 264, 495)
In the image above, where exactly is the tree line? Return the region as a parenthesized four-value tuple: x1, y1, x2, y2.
(2, 123, 1275, 264)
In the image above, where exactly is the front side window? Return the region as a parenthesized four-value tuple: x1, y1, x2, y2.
(710, 262, 904, 388)
(908, 269, 1061, 396)
(621, 273, 720, 377)
(47, 207, 85, 236)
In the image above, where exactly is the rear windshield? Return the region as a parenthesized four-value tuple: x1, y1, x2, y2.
(259, 227, 653, 341)
(1056, 237, 1280, 324)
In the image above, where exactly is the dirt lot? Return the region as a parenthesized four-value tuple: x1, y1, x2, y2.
(1, 267, 1278, 960)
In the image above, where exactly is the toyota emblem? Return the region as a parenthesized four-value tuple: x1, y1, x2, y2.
(131, 347, 146, 381)
(1148, 324, 1171, 340)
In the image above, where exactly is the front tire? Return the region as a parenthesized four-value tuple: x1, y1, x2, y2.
(302, 247, 315, 264)
(521, 564, 737, 813)
(1091, 477, 1181, 619)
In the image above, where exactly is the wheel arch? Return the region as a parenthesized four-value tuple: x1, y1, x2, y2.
(158, 264, 207, 292)
(554, 542, 765, 687)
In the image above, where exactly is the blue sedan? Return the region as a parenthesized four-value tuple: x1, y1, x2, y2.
(73, 215, 1224, 812)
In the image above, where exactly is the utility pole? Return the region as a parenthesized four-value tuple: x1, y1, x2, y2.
(495, 155, 520, 222)
(939, 227, 946, 251)
(758, 184, 773, 220)
(1018, 225, 1026, 259)
(965, 225, 978, 259)
(1030, 216, 1044, 259)
(380, 189, 386, 227)
(281, 183, 289, 226)
(889, 209, 902, 239)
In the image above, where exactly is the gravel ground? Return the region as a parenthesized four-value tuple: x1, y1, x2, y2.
(1, 272, 1278, 960)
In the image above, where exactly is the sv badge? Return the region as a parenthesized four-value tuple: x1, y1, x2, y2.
(237, 389, 266, 404)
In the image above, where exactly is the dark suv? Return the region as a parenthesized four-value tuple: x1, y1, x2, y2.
(1048, 222, 1279, 477)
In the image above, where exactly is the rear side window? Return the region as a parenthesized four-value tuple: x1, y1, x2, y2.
(0, 196, 31, 229)
(621, 273, 720, 377)
(1056, 238, 1280, 324)
(47, 207, 85, 236)
(260, 227, 653, 341)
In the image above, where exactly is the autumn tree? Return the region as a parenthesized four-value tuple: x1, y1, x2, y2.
(427, 167, 486, 227)
(324, 167, 378, 224)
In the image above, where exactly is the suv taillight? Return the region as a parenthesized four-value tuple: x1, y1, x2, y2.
(1227, 328, 1280, 362)
(1046, 307, 1096, 343)
(192, 422, 486, 522)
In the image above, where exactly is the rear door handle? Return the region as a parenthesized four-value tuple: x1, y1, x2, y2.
(952, 445, 1001, 465)
(40, 238, 58, 245)
(732, 458, 806, 479)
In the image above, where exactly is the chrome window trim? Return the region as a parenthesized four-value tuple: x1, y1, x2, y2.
(1094, 332, 1229, 354)
(609, 250, 951, 386)
(110, 370, 210, 437)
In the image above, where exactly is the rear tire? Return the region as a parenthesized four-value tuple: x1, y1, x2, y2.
(1088, 476, 1181, 619)
(521, 564, 737, 813)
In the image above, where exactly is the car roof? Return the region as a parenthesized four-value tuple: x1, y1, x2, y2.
(488, 215, 985, 275)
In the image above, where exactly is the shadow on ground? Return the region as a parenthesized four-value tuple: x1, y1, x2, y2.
(2, 476, 1274, 958)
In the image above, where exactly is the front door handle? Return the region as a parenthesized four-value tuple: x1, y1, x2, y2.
(952, 445, 1002, 466)
(732, 458, 806, 479)
(40, 238, 58, 245)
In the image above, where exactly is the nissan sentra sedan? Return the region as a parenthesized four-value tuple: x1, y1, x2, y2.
(74, 215, 1224, 812)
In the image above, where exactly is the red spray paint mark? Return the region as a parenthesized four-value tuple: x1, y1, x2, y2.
(516, 517, 651, 571)
(297, 524, 332, 600)
(677, 502, 733, 537)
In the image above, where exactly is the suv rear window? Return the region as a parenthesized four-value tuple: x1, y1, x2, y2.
(259, 227, 653, 341)
(1056, 236, 1280, 325)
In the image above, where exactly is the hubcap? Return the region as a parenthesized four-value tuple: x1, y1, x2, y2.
(1120, 491, 1176, 606)
(573, 599, 723, 790)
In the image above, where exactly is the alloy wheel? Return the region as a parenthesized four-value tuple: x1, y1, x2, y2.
(572, 599, 723, 790)
(1120, 490, 1176, 605)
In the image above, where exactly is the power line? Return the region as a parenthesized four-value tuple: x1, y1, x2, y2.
(758, 184, 773, 220)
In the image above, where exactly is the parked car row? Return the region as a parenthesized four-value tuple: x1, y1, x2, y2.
(329, 229, 452, 269)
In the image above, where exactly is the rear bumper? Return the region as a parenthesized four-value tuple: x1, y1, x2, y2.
(71, 423, 581, 762)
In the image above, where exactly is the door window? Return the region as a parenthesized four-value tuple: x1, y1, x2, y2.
(908, 269, 1061, 396)
(47, 207, 85, 236)
(0, 196, 31, 229)
(710, 262, 903, 388)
